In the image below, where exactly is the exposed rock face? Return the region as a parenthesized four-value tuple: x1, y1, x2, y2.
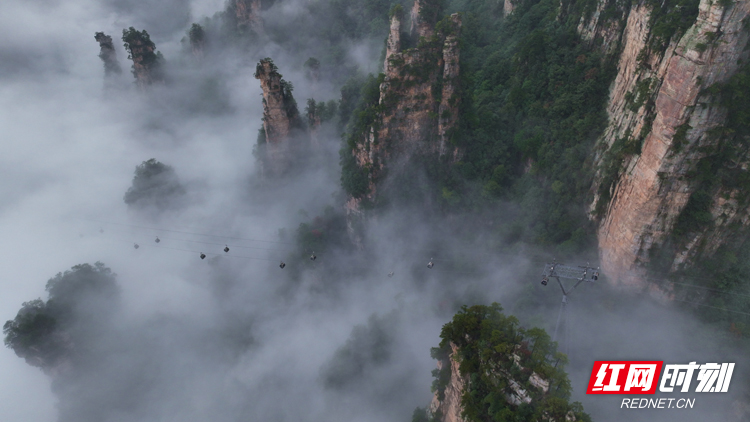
(438, 13, 462, 158)
(589, 0, 750, 286)
(254, 58, 302, 176)
(94, 32, 121, 77)
(429, 343, 467, 422)
(232, 0, 264, 34)
(503, 0, 516, 16)
(349, 3, 462, 205)
(122, 27, 163, 88)
(411, 0, 438, 39)
(575, 0, 625, 55)
(429, 343, 553, 422)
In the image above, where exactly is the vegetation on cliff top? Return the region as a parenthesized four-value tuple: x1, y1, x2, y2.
(121, 27, 164, 82)
(416, 303, 590, 422)
(124, 159, 186, 211)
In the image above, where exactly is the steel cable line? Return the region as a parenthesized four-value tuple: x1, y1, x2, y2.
(85, 219, 544, 273)
(82, 218, 295, 245)
(93, 225, 295, 253)
(90, 231, 490, 275)
(645, 278, 750, 301)
(96, 234, 282, 262)
(85, 218, 560, 267)
(671, 298, 750, 318)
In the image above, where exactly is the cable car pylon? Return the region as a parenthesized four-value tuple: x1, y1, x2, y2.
(541, 259, 599, 355)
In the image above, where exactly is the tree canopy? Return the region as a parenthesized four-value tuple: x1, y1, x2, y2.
(3, 263, 119, 369)
(425, 303, 590, 422)
(123, 158, 186, 211)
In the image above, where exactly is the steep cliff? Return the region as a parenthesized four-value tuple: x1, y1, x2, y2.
(254, 58, 304, 176)
(343, 1, 462, 216)
(122, 27, 164, 88)
(94, 32, 121, 77)
(228, 0, 264, 35)
(590, 0, 750, 286)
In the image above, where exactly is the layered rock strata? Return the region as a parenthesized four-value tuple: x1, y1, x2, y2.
(589, 0, 750, 285)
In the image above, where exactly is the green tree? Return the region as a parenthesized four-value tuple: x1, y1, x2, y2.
(4, 263, 119, 369)
(432, 303, 590, 422)
(123, 159, 186, 211)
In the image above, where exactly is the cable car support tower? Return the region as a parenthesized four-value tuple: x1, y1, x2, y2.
(541, 260, 599, 355)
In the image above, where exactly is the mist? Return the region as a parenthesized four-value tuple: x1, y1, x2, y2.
(0, 0, 747, 422)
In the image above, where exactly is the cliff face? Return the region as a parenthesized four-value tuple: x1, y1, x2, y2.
(589, 0, 750, 285)
(346, 2, 462, 208)
(503, 0, 516, 16)
(231, 0, 264, 34)
(429, 343, 557, 422)
(254, 59, 303, 176)
(429, 343, 468, 422)
(94, 32, 121, 77)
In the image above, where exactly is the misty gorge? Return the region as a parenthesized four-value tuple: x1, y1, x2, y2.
(2, 0, 750, 421)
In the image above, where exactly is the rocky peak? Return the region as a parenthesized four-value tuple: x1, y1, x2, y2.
(94, 32, 121, 77)
(384, 10, 402, 74)
(343, 4, 463, 243)
(254, 58, 303, 176)
(231, 0, 264, 35)
(410, 0, 443, 40)
(122, 27, 163, 88)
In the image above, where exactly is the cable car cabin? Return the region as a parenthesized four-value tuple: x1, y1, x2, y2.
(388, 272, 394, 278)
(155, 237, 160, 243)
(310, 253, 316, 261)
(224, 246, 230, 253)
(279, 261, 286, 269)
(541, 276, 548, 286)
(427, 259, 434, 269)
(134, 243, 139, 249)
(200, 253, 206, 259)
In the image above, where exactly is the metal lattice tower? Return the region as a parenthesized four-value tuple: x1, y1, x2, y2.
(541, 260, 599, 355)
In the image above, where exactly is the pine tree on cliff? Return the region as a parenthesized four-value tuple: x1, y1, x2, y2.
(122, 27, 165, 88)
(94, 32, 121, 77)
